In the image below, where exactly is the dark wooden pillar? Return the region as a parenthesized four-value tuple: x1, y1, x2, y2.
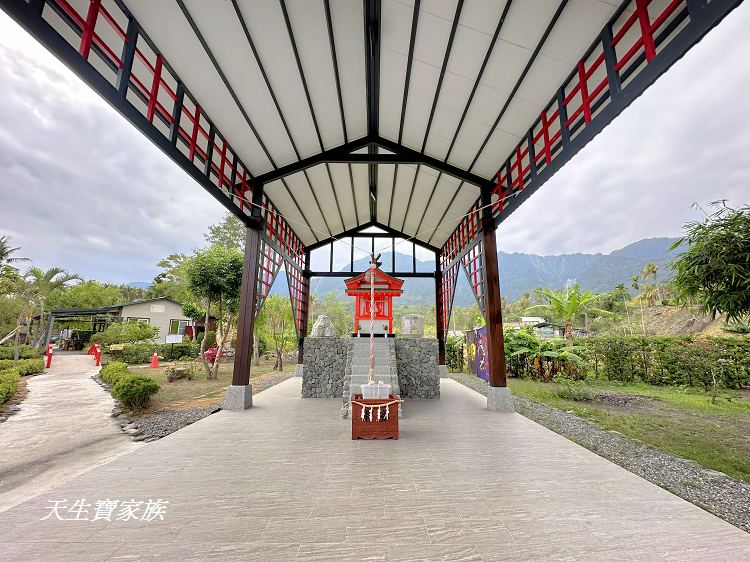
(434, 251, 446, 365)
(481, 217, 507, 388)
(297, 253, 311, 364)
(232, 224, 261, 386)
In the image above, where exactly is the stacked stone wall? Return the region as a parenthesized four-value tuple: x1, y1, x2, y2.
(394, 339, 440, 399)
(301, 338, 351, 398)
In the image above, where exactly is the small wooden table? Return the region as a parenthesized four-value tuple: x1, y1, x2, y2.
(351, 394, 400, 440)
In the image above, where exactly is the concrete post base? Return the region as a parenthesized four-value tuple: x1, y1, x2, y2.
(294, 364, 304, 377)
(224, 385, 253, 410)
(438, 365, 449, 378)
(487, 386, 514, 412)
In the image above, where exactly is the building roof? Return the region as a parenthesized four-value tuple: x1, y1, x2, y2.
(9, 0, 738, 254)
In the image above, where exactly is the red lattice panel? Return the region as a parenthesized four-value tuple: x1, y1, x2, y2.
(256, 239, 283, 315)
(491, 0, 689, 222)
(286, 260, 309, 337)
(441, 200, 481, 265)
(461, 240, 485, 318)
(43, 0, 254, 214)
(439, 260, 460, 338)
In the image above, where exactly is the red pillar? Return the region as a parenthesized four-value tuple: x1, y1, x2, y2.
(481, 217, 507, 387)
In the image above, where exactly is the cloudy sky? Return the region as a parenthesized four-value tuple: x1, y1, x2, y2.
(0, 5, 748, 284)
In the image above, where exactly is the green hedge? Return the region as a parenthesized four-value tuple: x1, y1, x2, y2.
(0, 345, 42, 360)
(100, 361, 129, 386)
(112, 374, 159, 410)
(0, 368, 20, 404)
(582, 336, 750, 389)
(106, 342, 200, 364)
(0, 358, 45, 376)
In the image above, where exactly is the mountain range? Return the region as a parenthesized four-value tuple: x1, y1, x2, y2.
(130, 237, 681, 306)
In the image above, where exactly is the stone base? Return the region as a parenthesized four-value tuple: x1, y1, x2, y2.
(294, 364, 304, 377)
(223, 385, 253, 410)
(487, 386, 515, 412)
(438, 365, 449, 378)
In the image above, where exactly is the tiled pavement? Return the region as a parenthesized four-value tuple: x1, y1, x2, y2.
(0, 378, 748, 561)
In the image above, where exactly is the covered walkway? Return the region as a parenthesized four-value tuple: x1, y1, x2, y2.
(1, 378, 747, 560)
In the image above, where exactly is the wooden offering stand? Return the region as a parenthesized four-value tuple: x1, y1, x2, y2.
(351, 394, 400, 440)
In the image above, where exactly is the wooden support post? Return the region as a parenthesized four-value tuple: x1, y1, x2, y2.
(434, 251, 446, 365)
(231, 225, 262, 388)
(297, 254, 311, 365)
(481, 217, 507, 388)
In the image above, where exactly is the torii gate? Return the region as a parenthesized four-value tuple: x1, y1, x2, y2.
(2, 0, 740, 411)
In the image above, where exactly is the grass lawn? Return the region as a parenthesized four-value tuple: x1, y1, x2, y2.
(504, 377, 750, 483)
(128, 358, 295, 413)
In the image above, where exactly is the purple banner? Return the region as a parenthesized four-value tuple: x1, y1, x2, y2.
(475, 326, 489, 382)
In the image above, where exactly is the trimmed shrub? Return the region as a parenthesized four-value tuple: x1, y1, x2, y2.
(100, 361, 129, 386)
(107, 342, 200, 364)
(0, 358, 45, 375)
(0, 368, 20, 404)
(582, 336, 750, 389)
(0, 345, 41, 360)
(111, 374, 159, 410)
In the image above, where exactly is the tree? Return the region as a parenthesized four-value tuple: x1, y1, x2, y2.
(46, 280, 124, 311)
(98, 322, 159, 345)
(22, 267, 82, 347)
(181, 301, 206, 341)
(183, 246, 243, 378)
(670, 203, 750, 323)
(641, 262, 661, 305)
(0, 235, 28, 273)
(147, 254, 192, 303)
(630, 275, 647, 335)
(523, 284, 616, 341)
(204, 213, 246, 250)
(256, 294, 294, 371)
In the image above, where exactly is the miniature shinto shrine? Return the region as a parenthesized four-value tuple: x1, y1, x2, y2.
(345, 266, 403, 336)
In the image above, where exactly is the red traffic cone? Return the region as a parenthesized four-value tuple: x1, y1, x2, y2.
(150, 351, 159, 368)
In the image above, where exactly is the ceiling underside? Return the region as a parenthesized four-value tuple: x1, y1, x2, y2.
(116, 0, 650, 247)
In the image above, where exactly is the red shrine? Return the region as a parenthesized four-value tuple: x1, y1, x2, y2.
(345, 267, 403, 335)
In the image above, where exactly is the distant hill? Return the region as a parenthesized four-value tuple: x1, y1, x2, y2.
(126, 281, 151, 289)
(272, 237, 681, 306)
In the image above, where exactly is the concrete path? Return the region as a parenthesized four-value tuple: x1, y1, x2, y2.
(0, 354, 140, 513)
(0, 377, 748, 561)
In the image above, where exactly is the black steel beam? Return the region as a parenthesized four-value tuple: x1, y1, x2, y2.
(310, 271, 435, 279)
(494, 0, 742, 230)
(375, 137, 490, 187)
(467, 0, 569, 173)
(0, 0, 260, 227)
(364, 0, 381, 221)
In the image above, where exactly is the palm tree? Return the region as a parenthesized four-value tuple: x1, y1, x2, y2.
(614, 283, 633, 335)
(641, 262, 662, 305)
(523, 284, 616, 341)
(631, 275, 647, 335)
(0, 235, 28, 269)
(22, 267, 82, 347)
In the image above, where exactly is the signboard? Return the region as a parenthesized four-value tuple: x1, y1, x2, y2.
(166, 334, 183, 344)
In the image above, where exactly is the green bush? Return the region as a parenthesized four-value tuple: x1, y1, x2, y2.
(582, 336, 750, 389)
(0, 345, 41, 360)
(100, 361, 129, 385)
(111, 374, 159, 410)
(106, 342, 200, 364)
(98, 322, 159, 345)
(0, 358, 45, 375)
(0, 368, 20, 404)
(203, 331, 217, 348)
(446, 336, 464, 372)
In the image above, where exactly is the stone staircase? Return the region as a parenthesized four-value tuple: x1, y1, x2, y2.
(341, 338, 400, 418)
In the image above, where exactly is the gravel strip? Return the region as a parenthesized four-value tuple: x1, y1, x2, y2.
(449, 372, 750, 533)
(131, 406, 220, 440)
